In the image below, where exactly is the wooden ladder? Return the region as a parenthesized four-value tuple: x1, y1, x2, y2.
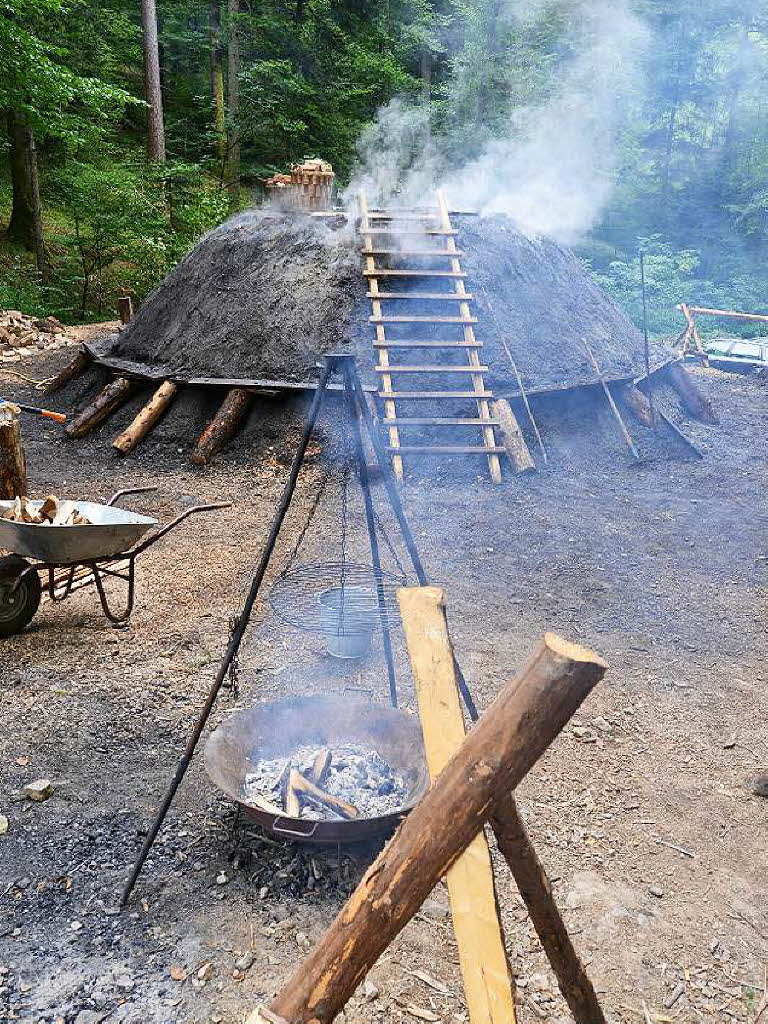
(359, 190, 502, 484)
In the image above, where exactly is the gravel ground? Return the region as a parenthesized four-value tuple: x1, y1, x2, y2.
(0, 353, 766, 1024)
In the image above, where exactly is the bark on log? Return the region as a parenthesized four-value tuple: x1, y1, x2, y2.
(399, 585, 517, 1024)
(490, 795, 607, 1024)
(493, 398, 535, 474)
(65, 377, 134, 439)
(117, 296, 134, 324)
(189, 387, 253, 465)
(667, 362, 718, 423)
(622, 384, 654, 427)
(256, 630, 607, 1024)
(112, 380, 177, 455)
(44, 347, 93, 394)
(0, 404, 28, 499)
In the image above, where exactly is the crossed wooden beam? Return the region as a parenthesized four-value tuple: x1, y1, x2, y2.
(248, 587, 609, 1024)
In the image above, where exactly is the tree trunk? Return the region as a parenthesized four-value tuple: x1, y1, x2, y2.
(65, 378, 134, 439)
(226, 0, 240, 206)
(210, 0, 227, 167)
(44, 347, 93, 395)
(6, 111, 49, 283)
(189, 387, 253, 464)
(113, 381, 177, 455)
(0, 404, 28, 499)
(140, 0, 166, 162)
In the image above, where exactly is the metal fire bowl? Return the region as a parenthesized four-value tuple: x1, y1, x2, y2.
(204, 694, 429, 844)
(0, 500, 157, 562)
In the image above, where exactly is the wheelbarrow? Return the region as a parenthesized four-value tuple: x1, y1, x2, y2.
(0, 487, 230, 637)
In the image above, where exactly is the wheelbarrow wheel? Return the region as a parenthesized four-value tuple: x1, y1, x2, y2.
(0, 555, 41, 637)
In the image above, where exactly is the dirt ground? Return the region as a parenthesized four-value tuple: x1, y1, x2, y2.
(0, 351, 766, 1024)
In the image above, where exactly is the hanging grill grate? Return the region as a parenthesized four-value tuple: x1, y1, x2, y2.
(269, 561, 406, 636)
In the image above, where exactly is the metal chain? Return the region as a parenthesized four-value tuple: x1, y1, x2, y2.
(277, 469, 331, 580)
(371, 505, 407, 578)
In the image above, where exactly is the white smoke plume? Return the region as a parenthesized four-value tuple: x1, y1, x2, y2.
(345, 0, 649, 244)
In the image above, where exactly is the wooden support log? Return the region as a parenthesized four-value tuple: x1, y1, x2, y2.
(64, 377, 134, 439)
(289, 768, 358, 820)
(309, 748, 332, 786)
(399, 586, 518, 1024)
(189, 387, 253, 465)
(112, 380, 177, 455)
(493, 398, 535, 474)
(622, 384, 654, 427)
(254, 629, 607, 1024)
(490, 795, 607, 1024)
(0, 403, 28, 499)
(667, 362, 718, 424)
(43, 346, 93, 395)
(117, 296, 134, 324)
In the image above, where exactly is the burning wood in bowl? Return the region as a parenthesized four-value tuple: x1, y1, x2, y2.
(2, 495, 92, 526)
(244, 744, 408, 821)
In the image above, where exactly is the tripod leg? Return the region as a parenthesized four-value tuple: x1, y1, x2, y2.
(119, 360, 335, 907)
(344, 364, 399, 708)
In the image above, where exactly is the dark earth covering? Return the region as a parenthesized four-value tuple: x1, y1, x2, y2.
(1, 344, 765, 1024)
(106, 211, 672, 393)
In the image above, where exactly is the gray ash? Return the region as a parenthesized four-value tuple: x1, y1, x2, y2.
(244, 744, 408, 820)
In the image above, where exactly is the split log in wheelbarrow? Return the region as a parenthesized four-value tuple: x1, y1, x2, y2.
(0, 486, 230, 636)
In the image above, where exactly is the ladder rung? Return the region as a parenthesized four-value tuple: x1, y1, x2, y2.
(368, 210, 439, 219)
(375, 365, 489, 373)
(370, 316, 477, 324)
(386, 446, 505, 454)
(379, 391, 493, 399)
(361, 249, 465, 257)
(368, 292, 473, 301)
(382, 417, 500, 426)
(364, 270, 466, 278)
(361, 228, 458, 236)
(373, 340, 482, 348)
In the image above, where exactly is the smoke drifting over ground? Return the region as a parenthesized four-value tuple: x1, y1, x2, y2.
(345, 0, 649, 244)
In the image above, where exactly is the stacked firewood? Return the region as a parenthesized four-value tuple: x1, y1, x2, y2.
(265, 158, 335, 211)
(0, 309, 75, 363)
(2, 495, 92, 526)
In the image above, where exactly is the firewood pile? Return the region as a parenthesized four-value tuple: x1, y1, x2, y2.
(2, 495, 93, 526)
(0, 309, 76, 363)
(244, 744, 407, 821)
(264, 158, 335, 212)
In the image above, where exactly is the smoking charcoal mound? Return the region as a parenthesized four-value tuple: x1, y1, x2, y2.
(104, 208, 672, 393)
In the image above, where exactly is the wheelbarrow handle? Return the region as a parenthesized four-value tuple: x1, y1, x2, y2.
(107, 486, 158, 507)
(128, 501, 232, 556)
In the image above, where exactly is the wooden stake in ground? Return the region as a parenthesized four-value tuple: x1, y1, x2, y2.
(494, 398, 535, 474)
(44, 346, 93, 395)
(113, 380, 177, 455)
(398, 585, 518, 1024)
(582, 339, 641, 462)
(251, 630, 607, 1024)
(117, 296, 134, 324)
(189, 387, 253, 465)
(399, 585, 607, 1024)
(65, 377, 134, 439)
(0, 403, 28, 499)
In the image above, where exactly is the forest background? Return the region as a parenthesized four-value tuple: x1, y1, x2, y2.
(2, 0, 767, 337)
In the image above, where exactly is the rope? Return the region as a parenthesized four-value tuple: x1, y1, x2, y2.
(0, 369, 55, 390)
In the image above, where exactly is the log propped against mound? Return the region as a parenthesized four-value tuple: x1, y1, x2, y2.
(44, 346, 93, 395)
(189, 387, 254, 465)
(113, 380, 177, 455)
(65, 377, 134, 439)
(667, 361, 719, 423)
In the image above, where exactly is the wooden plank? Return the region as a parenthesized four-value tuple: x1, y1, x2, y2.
(363, 269, 467, 278)
(359, 228, 457, 236)
(436, 189, 502, 484)
(379, 390, 493, 399)
(359, 190, 403, 480)
(685, 305, 768, 322)
(373, 339, 482, 348)
(382, 417, 500, 425)
(397, 586, 518, 1024)
(369, 315, 478, 324)
(387, 445, 506, 454)
(367, 292, 474, 300)
(360, 249, 466, 257)
(375, 365, 490, 373)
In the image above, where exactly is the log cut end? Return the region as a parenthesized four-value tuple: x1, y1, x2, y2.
(542, 632, 607, 671)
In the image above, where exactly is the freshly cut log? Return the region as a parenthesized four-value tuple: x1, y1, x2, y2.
(43, 346, 93, 394)
(65, 377, 134, 439)
(494, 398, 535, 474)
(189, 387, 253, 465)
(622, 384, 654, 427)
(490, 795, 607, 1024)
(117, 296, 134, 324)
(112, 380, 177, 455)
(0, 404, 28, 499)
(399, 585, 517, 1024)
(667, 362, 718, 424)
(253, 629, 607, 1024)
(289, 768, 358, 819)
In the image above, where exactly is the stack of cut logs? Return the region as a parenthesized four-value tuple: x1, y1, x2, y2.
(2, 494, 92, 526)
(265, 158, 334, 212)
(0, 309, 74, 362)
